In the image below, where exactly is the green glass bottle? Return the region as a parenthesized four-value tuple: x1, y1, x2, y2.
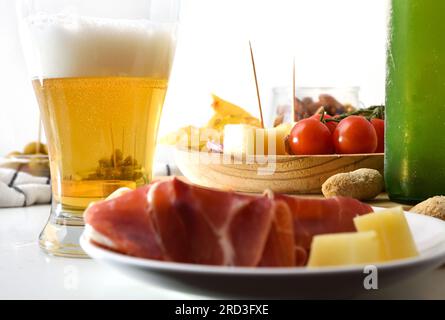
(386, 0, 445, 203)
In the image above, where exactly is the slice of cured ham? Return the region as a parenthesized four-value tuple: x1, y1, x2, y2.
(275, 194, 374, 251)
(84, 178, 373, 267)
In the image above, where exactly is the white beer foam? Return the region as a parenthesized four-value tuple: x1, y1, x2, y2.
(24, 14, 177, 79)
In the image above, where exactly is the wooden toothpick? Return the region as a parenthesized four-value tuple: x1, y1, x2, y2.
(36, 115, 42, 155)
(293, 57, 296, 119)
(249, 41, 265, 128)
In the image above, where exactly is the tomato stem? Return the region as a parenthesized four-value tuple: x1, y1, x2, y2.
(324, 105, 385, 123)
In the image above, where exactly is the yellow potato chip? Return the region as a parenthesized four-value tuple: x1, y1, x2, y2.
(159, 95, 261, 149)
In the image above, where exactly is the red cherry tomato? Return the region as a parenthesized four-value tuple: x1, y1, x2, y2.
(311, 114, 338, 133)
(333, 116, 378, 154)
(371, 118, 385, 153)
(288, 118, 334, 155)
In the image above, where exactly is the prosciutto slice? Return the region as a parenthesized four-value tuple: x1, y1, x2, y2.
(275, 194, 374, 252)
(84, 178, 373, 267)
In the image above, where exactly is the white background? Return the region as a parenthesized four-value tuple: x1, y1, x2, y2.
(0, 0, 388, 156)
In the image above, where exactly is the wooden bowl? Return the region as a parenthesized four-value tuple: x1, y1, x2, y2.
(175, 149, 384, 194)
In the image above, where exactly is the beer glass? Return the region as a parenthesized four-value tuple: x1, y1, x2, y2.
(18, 0, 180, 257)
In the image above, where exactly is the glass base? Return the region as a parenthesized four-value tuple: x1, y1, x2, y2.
(39, 202, 89, 258)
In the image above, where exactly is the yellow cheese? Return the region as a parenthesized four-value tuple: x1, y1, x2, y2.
(274, 123, 293, 154)
(354, 207, 419, 261)
(223, 123, 292, 156)
(307, 231, 383, 268)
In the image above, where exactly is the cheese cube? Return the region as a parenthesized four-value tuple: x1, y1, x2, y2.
(223, 123, 291, 156)
(354, 207, 419, 261)
(274, 123, 293, 155)
(307, 231, 383, 268)
(223, 124, 256, 156)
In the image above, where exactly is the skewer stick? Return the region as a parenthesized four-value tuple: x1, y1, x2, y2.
(293, 57, 296, 121)
(249, 41, 265, 128)
(36, 115, 42, 155)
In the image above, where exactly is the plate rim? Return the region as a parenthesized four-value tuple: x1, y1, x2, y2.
(80, 211, 445, 276)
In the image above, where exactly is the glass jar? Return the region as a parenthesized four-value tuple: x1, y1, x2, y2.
(271, 86, 360, 126)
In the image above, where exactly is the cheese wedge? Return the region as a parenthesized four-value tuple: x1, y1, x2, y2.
(211, 94, 258, 118)
(223, 123, 292, 156)
(307, 231, 383, 268)
(354, 208, 419, 261)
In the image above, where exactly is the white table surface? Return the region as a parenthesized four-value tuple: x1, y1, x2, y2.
(1, 205, 445, 300)
(0, 205, 203, 300)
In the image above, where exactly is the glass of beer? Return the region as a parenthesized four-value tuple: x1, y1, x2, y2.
(18, 0, 180, 257)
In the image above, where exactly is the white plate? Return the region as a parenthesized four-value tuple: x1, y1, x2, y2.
(80, 210, 445, 299)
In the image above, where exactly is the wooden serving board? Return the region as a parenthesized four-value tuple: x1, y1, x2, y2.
(175, 149, 384, 194)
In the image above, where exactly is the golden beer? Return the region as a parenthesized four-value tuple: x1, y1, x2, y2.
(33, 76, 168, 211)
